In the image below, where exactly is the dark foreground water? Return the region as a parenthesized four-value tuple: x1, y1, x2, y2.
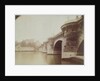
(15, 52, 61, 65)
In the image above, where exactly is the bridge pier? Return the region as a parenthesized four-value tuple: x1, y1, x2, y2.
(62, 52, 77, 58)
(46, 38, 54, 54)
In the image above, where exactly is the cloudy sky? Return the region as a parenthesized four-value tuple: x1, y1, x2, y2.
(15, 15, 78, 43)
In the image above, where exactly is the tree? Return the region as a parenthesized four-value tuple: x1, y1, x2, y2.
(20, 40, 26, 47)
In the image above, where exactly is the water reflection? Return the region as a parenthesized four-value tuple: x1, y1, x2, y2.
(47, 55, 61, 64)
(15, 52, 61, 65)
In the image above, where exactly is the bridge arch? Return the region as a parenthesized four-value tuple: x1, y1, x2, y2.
(53, 37, 63, 47)
(77, 40, 84, 55)
(53, 39, 63, 54)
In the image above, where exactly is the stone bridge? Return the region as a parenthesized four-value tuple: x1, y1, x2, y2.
(39, 16, 84, 58)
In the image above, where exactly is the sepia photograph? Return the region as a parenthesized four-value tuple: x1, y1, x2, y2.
(5, 5, 95, 76)
(15, 15, 84, 65)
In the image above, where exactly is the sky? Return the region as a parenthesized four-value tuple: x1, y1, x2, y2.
(15, 15, 78, 44)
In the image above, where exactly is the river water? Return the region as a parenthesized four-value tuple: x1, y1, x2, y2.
(15, 51, 61, 65)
